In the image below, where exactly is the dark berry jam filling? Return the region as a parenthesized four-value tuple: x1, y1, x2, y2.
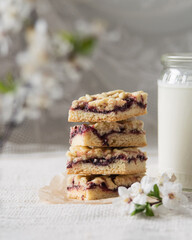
(67, 184, 117, 192)
(70, 124, 143, 146)
(67, 181, 129, 192)
(71, 96, 146, 114)
(70, 124, 128, 146)
(67, 153, 147, 168)
(129, 129, 142, 134)
(86, 182, 116, 192)
(67, 185, 82, 191)
(70, 124, 91, 139)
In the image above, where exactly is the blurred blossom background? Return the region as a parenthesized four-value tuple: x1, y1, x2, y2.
(1, 0, 192, 153)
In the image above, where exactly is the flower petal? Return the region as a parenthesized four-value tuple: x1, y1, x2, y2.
(158, 173, 169, 186)
(141, 175, 156, 194)
(162, 196, 180, 210)
(131, 182, 141, 196)
(172, 183, 183, 193)
(118, 186, 130, 197)
(162, 196, 173, 209)
(133, 194, 147, 205)
(127, 202, 136, 215)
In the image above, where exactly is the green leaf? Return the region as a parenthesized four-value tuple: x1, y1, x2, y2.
(131, 204, 146, 216)
(60, 31, 96, 56)
(147, 191, 155, 198)
(0, 73, 16, 94)
(76, 36, 96, 55)
(153, 184, 160, 199)
(145, 203, 154, 216)
(60, 31, 75, 43)
(147, 184, 162, 200)
(154, 202, 162, 208)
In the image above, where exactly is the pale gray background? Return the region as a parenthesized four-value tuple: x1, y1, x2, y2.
(2, 0, 192, 153)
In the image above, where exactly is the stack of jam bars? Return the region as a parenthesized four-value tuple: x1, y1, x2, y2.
(66, 90, 148, 200)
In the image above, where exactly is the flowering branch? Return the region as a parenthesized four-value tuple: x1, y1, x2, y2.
(113, 173, 188, 217)
(0, 1, 107, 151)
(131, 184, 162, 216)
(0, 1, 101, 126)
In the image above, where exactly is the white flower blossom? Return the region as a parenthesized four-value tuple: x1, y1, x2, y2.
(133, 193, 147, 205)
(131, 175, 155, 196)
(52, 34, 71, 56)
(15, 19, 65, 119)
(113, 187, 135, 215)
(158, 173, 170, 186)
(161, 182, 188, 210)
(130, 182, 143, 196)
(0, 0, 33, 55)
(0, 6, 99, 124)
(0, 30, 11, 55)
(113, 184, 147, 214)
(0, 0, 33, 32)
(158, 172, 176, 187)
(114, 176, 156, 210)
(140, 175, 157, 194)
(130, 181, 148, 205)
(118, 186, 133, 203)
(16, 19, 52, 80)
(113, 173, 189, 217)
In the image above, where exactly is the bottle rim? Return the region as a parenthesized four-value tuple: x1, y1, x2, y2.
(161, 53, 192, 67)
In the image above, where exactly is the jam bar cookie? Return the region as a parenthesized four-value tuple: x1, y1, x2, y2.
(70, 120, 147, 147)
(66, 146, 147, 175)
(67, 173, 144, 200)
(68, 90, 148, 122)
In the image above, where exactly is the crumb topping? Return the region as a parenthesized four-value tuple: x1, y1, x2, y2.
(71, 90, 147, 111)
(67, 146, 139, 160)
(70, 120, 144, 137)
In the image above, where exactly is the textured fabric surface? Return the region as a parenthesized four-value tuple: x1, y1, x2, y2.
(1, 149, 192, 240)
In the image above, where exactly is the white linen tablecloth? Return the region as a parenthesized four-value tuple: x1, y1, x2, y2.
(0, 149, 192, 240)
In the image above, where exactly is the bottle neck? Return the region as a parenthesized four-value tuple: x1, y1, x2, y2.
(161, 54, 192, 85)
(161, 54, 192, 69)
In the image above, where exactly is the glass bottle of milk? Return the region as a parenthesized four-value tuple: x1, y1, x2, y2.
(158, 54, 192, 190)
